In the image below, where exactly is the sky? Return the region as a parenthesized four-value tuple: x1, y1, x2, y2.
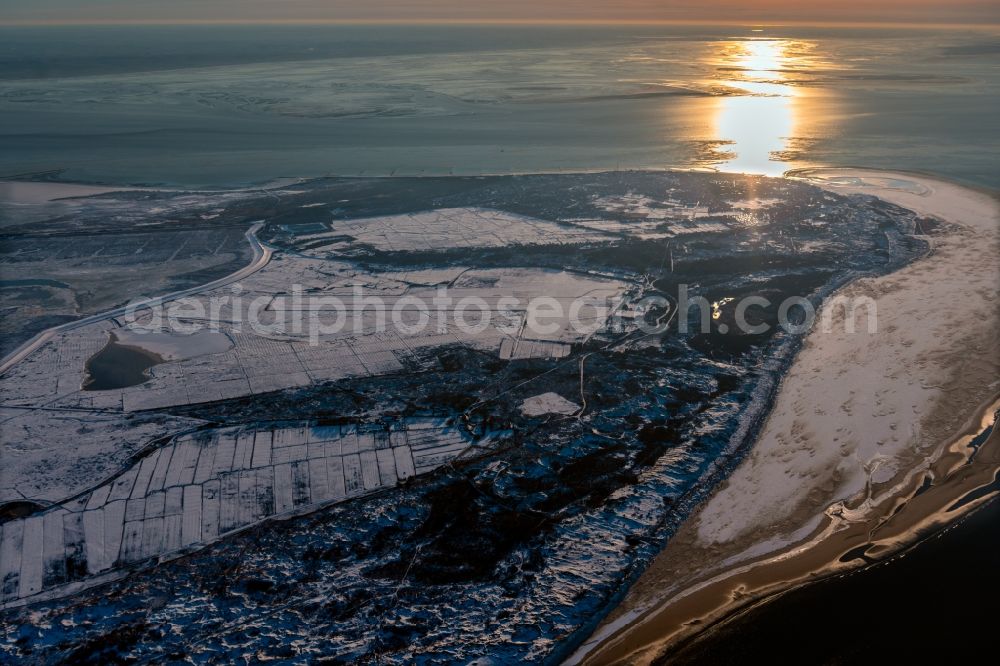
(1, 0, 998, 26)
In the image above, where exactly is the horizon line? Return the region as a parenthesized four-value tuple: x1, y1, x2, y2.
(1, 18, 998, 30)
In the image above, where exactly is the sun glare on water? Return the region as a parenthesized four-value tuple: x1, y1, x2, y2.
(711, 38, 807, 176)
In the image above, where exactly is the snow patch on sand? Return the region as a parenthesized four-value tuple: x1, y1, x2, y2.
(695, 170, 1000, 551)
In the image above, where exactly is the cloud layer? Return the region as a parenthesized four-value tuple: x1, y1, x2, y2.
(2, 0, 997, 25)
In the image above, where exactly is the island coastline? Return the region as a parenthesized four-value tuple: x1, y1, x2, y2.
(570, 169, 1000, 665)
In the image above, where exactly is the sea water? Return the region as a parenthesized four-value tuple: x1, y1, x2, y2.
(1, 24, 997, 187)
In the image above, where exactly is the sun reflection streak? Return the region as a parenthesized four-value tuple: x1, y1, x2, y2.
(712, 39, 800, 176)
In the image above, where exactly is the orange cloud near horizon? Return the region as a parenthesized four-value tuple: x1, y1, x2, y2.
(2, 0, 998, 26)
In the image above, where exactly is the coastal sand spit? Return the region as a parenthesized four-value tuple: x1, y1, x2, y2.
(571, 169, 1000, 664)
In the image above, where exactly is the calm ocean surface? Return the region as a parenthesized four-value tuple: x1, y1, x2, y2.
(1, 24, 997, 187)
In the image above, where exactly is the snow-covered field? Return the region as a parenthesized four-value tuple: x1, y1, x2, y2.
(0, 262, 628, 416)
(0, 418, 474, 607)
(292, 207, 611, 254)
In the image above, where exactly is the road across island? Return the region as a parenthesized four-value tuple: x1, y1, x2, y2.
(0, 222, 272, 377)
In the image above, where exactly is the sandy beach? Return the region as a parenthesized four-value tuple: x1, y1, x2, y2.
(570, 169, 1000, 665)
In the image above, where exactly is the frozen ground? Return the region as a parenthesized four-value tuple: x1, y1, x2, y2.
(0, 262, 628, 415)
(521, 392, 581, 417)
(0, 408, 202, 504)
(290, 207, 612, 255)
(0, 171, 934, 662)
(1, 418, 474, 606)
